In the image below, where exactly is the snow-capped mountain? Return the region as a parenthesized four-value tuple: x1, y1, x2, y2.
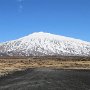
(0, 32, 90, 56)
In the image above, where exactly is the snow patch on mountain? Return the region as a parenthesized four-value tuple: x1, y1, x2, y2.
(0, 32, 90, 56)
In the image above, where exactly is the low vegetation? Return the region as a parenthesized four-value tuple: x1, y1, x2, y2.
(0, 56, 90, 76)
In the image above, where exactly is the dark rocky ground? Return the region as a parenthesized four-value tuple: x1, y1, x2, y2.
(0, 68, 90, 90)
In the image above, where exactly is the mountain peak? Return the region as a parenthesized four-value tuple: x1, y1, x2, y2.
(20, 32, 89, 44)
(28, 32, 54, 37)
(32, 32, 48, 34)
(0, 32, 90, 56)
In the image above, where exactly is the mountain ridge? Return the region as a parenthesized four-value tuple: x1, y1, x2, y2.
(0, 32, 90, 56)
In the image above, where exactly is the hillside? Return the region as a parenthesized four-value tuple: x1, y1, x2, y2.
(0, 32, 90, 56)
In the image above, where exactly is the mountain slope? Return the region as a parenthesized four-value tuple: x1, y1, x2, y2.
(0, 32, 90, 56)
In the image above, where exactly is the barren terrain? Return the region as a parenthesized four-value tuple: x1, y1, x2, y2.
(0, 68, 90, 90)
(0, 56, 90, 76)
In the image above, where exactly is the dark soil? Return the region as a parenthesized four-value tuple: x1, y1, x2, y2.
(0, 68, 90, 90)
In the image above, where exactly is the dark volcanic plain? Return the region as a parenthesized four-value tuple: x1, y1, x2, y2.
(0, 56, 90, 90)
(0, 68, 90, 90)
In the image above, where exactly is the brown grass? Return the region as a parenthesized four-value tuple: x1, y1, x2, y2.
(0, 57, 90, 76)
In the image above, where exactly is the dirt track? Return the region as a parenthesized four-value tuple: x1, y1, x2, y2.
(0, 68, 90, 90)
